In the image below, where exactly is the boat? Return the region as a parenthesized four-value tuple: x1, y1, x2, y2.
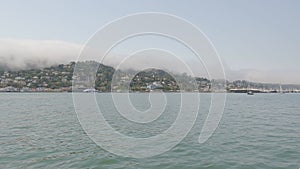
(247, 85, 254, 95)
(83, 88, 97, 93)
(247, 91, 254, 95)
(279, 85, 285, 94)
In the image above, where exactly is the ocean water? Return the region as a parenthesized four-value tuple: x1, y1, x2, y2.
(0, 93, 299, 169)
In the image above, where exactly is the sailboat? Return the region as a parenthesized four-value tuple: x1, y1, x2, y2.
(279, 85, 284, 94)
(247, 85, 254, 95)
(83, 76, 97, 93)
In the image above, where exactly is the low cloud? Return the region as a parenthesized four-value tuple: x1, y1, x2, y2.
(0, 38, 82, 70)
(225, 68, 300, 84)
(0, 38, 298, 84)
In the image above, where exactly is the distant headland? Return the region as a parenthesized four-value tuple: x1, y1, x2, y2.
(0, 61, 299, 93)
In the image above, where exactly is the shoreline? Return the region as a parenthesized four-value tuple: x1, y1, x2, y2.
(0, 91, 299, 94)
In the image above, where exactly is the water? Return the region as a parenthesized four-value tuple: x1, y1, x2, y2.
(0, 93, 299, 168)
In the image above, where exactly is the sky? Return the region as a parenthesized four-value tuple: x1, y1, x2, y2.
(0, 0, 299, 83)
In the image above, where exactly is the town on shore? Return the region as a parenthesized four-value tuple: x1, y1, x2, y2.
(0, 61, 299, 93)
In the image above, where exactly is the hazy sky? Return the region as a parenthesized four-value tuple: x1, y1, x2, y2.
(0, 0, 299, 83)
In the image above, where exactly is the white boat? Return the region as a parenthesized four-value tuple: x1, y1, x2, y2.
(247, 91, 254, 95)
(83, 88, 97, 93)
(279, 85, 284, 94)
(247, 85, 254, 95)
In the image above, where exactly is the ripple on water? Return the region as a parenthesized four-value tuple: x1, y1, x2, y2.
(0, 93, 299, 168)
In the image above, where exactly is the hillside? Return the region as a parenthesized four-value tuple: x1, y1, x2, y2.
(0, 61, 299, 93)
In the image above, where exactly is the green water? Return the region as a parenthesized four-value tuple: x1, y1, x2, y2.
(0, 93, 299, 168)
